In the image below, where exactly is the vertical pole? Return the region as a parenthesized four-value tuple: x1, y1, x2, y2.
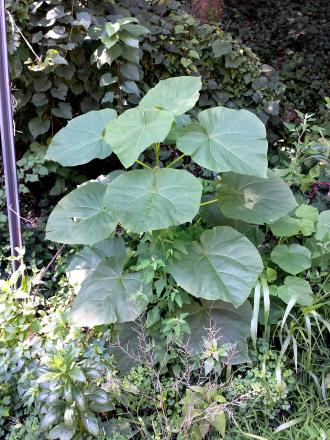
(0, 0, 22, 272)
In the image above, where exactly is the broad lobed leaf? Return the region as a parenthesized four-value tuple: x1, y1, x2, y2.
(169, 226, 263, 307)
(46, 109, 116, 166)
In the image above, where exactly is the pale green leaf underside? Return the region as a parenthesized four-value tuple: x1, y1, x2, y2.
(182, 299, 252, 364)
(139, 76, 202, 116)
(67, 237, 126, 285)
(218, 171, 297, 224)
(46, 182, 117, 245)
(177, 107, 268, 177)
(169, 226, 263, 307)
(271, 244, 311, 275)
(104, 107, 174, 168)
(104, 168, 202, 233)
(46, 109, 117, 166)
(70, 256, 151, 327)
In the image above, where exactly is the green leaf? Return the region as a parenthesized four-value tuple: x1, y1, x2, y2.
(28, 117, 50, 138)
(104, 107, 173, 168)
(46, 182, 117, 245)
(295, 204, 319, 222)
(218, 171, 297, 224)
(316, 210, 330, 241)
(277, 276, 313, 306)
(169, 226, 263, 307)
(67, 237, 126, 285)
(46, 109, 117, 166)
(211, 40, 232, 57)
(299, 218, 315, 236)
(182, 299, 252, 363)
(139, 76, 202, 115)
(177, 107, 268, 177)
(49, 424, 74, 440)
(271, 244, 311, 275)
(81, 412, 99, 437)
(70, 256, 152, 326)
(104, 168, 202, 233)
(270, 215, 301, 237)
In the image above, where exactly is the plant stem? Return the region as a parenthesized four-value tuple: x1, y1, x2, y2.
(199, 198, 218, 207)
(135, 160, 152, 169)
(166, 153, 185, 168)
(154, 142, 160, 167)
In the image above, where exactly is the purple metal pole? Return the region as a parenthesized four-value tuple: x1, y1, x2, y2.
(0, 0, 22, 272)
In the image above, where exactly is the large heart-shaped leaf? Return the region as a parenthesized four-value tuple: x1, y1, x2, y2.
(177, 107, 268, 177)
(104, 107, 173, 168)
(139, 76, 202, 116)
(67, 237, 126, 285)
(46, 109, 117, 166)
(169, 226, 263, 307)
(271, 244, 311, 275)
(217, 171, 297, 224)
(104, 168, 202, 233)
(70, 256, 152, 327)
(46, 182, 117, 245)
(182, 299, 252, 364)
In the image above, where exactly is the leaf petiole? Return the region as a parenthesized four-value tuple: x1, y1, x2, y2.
(135, 160, 152, 169)
(200, 198, 218, 207)
(166, 153, 185, 168)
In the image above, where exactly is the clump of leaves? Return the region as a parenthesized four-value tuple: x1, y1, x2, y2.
(45, 75, 300, 368)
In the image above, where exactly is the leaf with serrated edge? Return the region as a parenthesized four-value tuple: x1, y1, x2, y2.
(177, 107, 267, 177)
(140, 76, 202, 116)
(104, 168, 202, 233)
(46, 182, 117, 245)
(104, 106, 173, 168)
(218, 171, 297, 224)
(46, 109, 116, 166)
(169, 226, 263, 307)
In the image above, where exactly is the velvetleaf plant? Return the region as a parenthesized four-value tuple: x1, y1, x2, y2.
(45, 76, 298, 360)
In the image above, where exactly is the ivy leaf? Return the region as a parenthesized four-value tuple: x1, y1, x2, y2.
(316, 210, 330, 241)
(271, 244, 312, 275)
(67, 237, 126, 286)
(104, 168, 202, 232)
(46, 182, 117, 245)
(139, 76, 202, 115)
(177, 107, 268, 177)
(46, 109, 117, 166)
(182, 299, 252, 364)
(70, 256, 152, 326)
(169, 226, 263, 307)
(217, 171, 297, 224)
(277, 277, 313, 306)
(105, 107, 173, 168)
(28, 117, 50, 138)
